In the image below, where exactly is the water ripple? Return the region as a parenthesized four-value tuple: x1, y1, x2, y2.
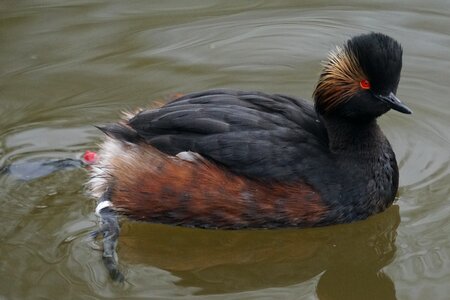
(1, 1, 449, 299)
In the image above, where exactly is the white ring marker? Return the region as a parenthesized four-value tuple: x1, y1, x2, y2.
(95, 201, 114, 216)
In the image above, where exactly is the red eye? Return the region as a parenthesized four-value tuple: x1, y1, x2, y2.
(360, 79, 371, 90)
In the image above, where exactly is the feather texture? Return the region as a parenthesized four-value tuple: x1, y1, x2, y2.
(115, 89, 331, 181)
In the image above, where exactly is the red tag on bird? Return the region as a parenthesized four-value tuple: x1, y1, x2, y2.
(83, 150, 98, 164)
(360, 79, 371, 90)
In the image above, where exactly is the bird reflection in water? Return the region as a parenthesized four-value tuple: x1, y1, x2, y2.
(118, 204, 400, 299)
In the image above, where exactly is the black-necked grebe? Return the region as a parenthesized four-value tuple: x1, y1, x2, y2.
(88, 32, 411, 280)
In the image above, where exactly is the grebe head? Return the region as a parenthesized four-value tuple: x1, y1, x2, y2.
(313, 32, 412, 120)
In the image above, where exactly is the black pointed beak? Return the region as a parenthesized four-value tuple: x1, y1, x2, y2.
(375, 92, 412, 114)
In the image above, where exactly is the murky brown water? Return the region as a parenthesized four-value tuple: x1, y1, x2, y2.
(1, 1, 449, 299)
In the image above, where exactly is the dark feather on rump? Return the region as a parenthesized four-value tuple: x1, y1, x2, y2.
(96, 123, 141, 144)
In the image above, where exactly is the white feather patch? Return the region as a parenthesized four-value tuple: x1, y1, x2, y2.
(176, 151, 202, 162)
(87, 137, 127, 198)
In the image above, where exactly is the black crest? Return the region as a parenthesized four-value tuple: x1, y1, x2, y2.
(347, 32, 403, 95)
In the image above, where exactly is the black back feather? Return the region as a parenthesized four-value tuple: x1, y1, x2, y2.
(119, 89, 332, 182)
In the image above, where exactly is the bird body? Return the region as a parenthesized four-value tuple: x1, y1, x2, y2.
(87, 32, 411, 280)
(91, 89, 399, 228)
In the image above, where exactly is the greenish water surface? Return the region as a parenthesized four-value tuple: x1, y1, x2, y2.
(1, 1, 449, 299)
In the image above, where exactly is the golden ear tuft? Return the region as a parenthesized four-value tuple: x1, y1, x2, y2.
(313, 46, 367, 113)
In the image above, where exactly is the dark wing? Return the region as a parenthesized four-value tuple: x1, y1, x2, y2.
(125, 89, 330, 181)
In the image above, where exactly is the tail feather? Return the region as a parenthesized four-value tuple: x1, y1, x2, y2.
(96, 123, 141, 144)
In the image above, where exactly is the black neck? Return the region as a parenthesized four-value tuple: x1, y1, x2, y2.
(317, 115, 398, 224)
(321, 116, 386, 155)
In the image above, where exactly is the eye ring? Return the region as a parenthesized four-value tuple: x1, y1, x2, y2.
(360, 79, 371, 90)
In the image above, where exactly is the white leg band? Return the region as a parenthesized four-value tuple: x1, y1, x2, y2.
(95, 201, 114, 216)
